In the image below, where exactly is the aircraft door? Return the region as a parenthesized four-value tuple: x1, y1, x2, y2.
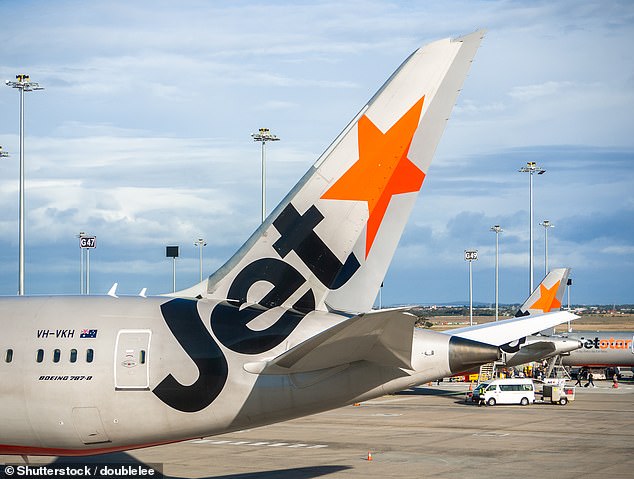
(114, 329, 151, 390)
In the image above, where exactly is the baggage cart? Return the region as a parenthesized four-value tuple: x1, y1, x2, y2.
(543, 384, 575, 405)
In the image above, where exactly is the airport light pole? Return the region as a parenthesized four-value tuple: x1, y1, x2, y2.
(194, 238, 207, 283)
(465, 250, 478, 326)
(540, 220, 554, 276)
(78, 234, 96, 295)
(566, 278, 572, 310)
(87, 247, 91, 295)
(78, 232, 86, 294)
(166, 246, 179, 293)
(490, 225, 503, 321)
(6, 74, 44, 295)
(519, 161, 545, 295)
(251, 128, 280, 224)
(566, 278, 572, 331)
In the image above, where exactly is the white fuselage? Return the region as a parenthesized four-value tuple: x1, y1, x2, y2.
(0, 295, 492, 455)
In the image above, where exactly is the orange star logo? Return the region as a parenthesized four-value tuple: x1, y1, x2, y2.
(321, 96, 426, 257)
(530, 280, 562, 312)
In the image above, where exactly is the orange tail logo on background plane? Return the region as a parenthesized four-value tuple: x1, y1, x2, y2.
(515, 268, 571, 317)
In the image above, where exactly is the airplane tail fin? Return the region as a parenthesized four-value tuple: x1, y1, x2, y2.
(174, 31, 485, 314)
(514, 268, 570, 318)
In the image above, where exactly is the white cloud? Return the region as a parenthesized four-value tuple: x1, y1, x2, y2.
(508, 81, 574, 101)
(600, 245, 634, 255)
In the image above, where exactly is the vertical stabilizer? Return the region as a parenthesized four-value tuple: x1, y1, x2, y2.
(515, 268, 571, 317)
(175, 31, 485, 314)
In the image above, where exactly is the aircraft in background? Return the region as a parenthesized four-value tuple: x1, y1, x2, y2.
(502, 268, 582, 367)
(0, 31, 577, 456)
(459, 267, 633, 374)
(558, 332, 633, 368)
(510, 269, 634, 371)
(448, 268, 581, 368)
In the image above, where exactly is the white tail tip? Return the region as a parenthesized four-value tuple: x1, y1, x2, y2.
(107, 283, 118, 298)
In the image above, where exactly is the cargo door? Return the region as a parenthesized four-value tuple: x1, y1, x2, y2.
(114, 329, 151, 390)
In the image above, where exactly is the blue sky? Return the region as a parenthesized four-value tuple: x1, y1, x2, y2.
(0, 0, 632, 305)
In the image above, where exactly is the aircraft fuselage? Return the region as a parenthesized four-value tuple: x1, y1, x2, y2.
(0, 295, 495, 455)
(559, 331, 634, 367)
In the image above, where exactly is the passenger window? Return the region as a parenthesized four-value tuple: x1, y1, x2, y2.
(5, 349, 13, 363)
(70, 349, 77, 363)
(53, 349, 61, 363)
(36, 349, 44, 363)
(86, 348, 94, 363)
(140, 350, 146, 365)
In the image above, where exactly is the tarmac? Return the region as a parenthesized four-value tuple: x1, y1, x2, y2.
(2, 379, 633, 478)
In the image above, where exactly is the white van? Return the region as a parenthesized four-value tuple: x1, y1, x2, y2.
(472, 378, 535, 406)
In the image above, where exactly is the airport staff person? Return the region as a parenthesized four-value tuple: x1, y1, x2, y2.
(574, 368, 585, 387)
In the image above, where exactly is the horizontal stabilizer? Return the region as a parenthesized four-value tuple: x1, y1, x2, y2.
(245, 308, 418, 374)
(445, 310, 578, 346)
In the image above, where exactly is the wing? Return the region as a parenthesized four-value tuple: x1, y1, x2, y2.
(445, 310, 578, 346)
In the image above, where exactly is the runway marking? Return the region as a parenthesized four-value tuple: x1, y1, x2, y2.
(472, 432, 509, 438)
(190, 439, 329, 449)
(367, 396, 419, 405)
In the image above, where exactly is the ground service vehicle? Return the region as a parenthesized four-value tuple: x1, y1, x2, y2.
(472, 378, 535, 406)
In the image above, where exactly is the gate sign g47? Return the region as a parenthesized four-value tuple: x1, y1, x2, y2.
(80, 236, 96, 249)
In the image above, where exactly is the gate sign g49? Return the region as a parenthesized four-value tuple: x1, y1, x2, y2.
(464, 250, 478, 261)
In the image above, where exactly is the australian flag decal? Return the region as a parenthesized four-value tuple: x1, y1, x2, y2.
(80, 329, 98, 338)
